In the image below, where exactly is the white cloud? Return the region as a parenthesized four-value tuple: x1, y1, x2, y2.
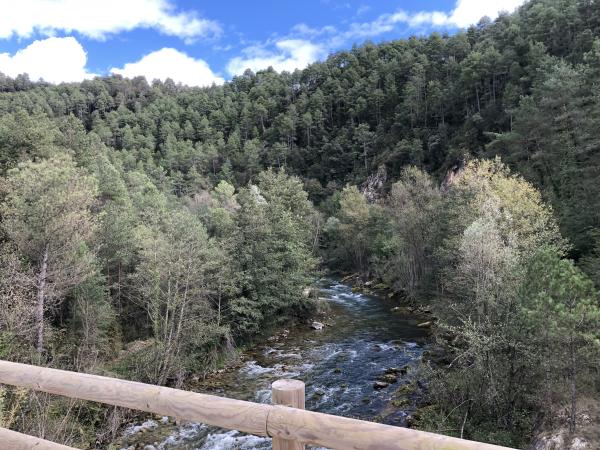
(239, 0, 527, 77)
(345, 0, 527, 39)
(0, 0, 221, 42)
(448, 0, 526, 27)
(111, 48, 224, 87)
(0, 36, 95, 83)
(227, 39, 326, 76)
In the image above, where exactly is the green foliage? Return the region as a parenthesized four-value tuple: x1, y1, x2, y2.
(0, 1, 599, 445)
(0, 0, 597, 267)
(1, 155, 98, 354)
(130, 208, 232, 384)
(377, 166, 441, 297)
(422, 162, 599, 446)
(521, 248, 600, 432)
(229, 171, 318, 339)
(325, 185, 376, 272)
(1, 155, 98, 263)
(67, 273, 119, 371)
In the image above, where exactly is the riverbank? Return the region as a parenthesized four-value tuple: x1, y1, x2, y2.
(116, 278, 433, 449)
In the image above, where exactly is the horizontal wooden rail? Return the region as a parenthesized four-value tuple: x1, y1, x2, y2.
(0, 427, 77, 450)
(0, 360, 515, 450)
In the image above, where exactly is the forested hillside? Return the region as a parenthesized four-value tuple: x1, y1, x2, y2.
(0, 0, 599, 448)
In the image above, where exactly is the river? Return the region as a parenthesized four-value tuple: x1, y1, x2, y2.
(118, 279, 431, 450)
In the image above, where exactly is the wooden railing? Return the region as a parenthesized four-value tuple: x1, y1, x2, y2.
(0, 360, 514, 450)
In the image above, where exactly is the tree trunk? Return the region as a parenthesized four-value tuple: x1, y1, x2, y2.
(36, 245, 49, 354)
(569, 334, 577, 434)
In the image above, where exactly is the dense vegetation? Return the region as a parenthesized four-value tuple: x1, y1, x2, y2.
(327, 160, 599, 446)
(0, 0, 599, 447)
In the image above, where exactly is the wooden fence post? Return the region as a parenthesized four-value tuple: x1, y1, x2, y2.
(271, 379, 305, 450)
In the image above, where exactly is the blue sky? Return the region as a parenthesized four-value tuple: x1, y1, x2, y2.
(0, 0, 526, 86)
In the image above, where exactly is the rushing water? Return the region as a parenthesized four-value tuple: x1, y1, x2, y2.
(119, 279, 431, 450)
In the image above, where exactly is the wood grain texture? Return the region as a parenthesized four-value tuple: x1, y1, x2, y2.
(272, 379, 305, 450)
(0, 360, 517, 450)
(266, 406, 516, 450)
(0, 427, 77, 450)
(0, 360, 270, 437)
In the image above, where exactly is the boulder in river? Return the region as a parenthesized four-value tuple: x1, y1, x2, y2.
(311, 321, 324, 330)
(313, 389, 325, 397)
(385, 366, 408, 376)
(391, 306, 414, 315)
(373, 381, 389, 390)
(377, 373, 398, 384)
(340, 273, 358, 283)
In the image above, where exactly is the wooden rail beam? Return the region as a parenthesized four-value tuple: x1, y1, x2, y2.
(0, 360, 270, 437)
(0, 360, 516, 450)
(0, 427, 77, 450)
(266, 405, 507, 450)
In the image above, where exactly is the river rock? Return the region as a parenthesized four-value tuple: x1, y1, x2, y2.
(340, 273, 358, 283)
(417, 321, 432, 328)
(373, 381, 389, 390)
(311, 321, 324, 330)
(134, 419, 158, 434)
(391, 306, 414, 315)
(377, 373, 398, 384)
(385, 366, 408, 375)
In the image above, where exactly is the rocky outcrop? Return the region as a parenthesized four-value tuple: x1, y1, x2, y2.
(440, 159, 465, 193)
(360, 165, 387, 204)
(373, 381, 389, 389)
(311, 321, 324, 330)
(532, 402, 597, 450)
(533, 433, 589, 450)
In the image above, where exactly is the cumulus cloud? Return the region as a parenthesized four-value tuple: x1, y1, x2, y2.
(0, 0, 221, 42)
(227, 39, 326, 76)
(447, 0, 526, 27)
(111, 48, 224, 87)
(232, 0, 526, 78)
(345, 0, 527, 39)
(0, 36, 95, 83)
